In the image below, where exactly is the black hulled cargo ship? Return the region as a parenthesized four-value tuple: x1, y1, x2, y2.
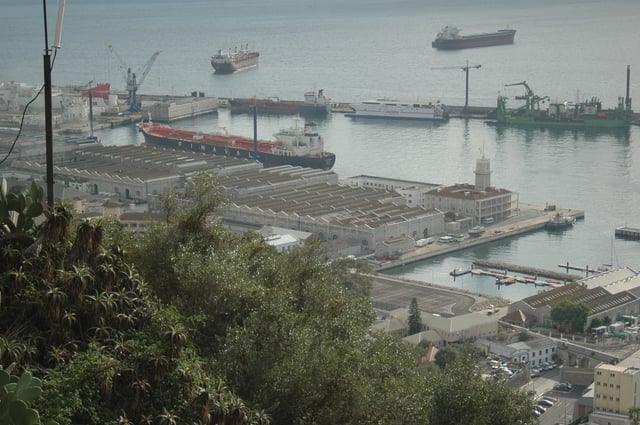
(210, 44, 259, 74)
(432, 26, 516, 50)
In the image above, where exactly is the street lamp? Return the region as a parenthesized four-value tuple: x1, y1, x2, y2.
(42, 0, 66, 207)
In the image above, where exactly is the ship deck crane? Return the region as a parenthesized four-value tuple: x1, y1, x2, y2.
(432, 61, 481, 112)
(504, 81, 549, 111)
(106, 44, 161, 112)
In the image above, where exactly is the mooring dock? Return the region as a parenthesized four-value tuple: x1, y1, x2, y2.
(471, 259, 582, 282)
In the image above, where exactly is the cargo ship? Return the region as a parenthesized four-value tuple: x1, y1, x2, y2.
(139, 119, 336, 170)
(492, 67, 633, 130)
(344, 98, 448, 122)
(227, 89, 332, 116)
(210, 44, 259, 74)
(431, 26, 516, 50)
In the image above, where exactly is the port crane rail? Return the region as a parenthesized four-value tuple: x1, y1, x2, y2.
(106, 44, 161, 112)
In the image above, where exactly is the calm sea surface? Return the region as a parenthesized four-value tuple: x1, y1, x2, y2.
(2, 0, 640, 301)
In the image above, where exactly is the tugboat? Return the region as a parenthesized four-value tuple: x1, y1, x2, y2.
(545, 213, 577, 229)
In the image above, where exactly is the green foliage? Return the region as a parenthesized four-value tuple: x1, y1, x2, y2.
(427, 344, 537, 425)
(550, 299, 590, 333)
(0, 179, 44, 237)
(408, 297, 422, 335)
(0, 175, 547, 425)
(590, 316, 604, 329)
(1, 203, 259, 424)
(0, 367, 57, 425)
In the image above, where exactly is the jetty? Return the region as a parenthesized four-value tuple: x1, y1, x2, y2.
(615, 226, 640, 240)
(471, 259, 582, 282)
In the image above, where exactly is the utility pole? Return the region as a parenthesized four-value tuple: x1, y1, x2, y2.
(43, 0, 66, 207)
(43, 0, 54, 207)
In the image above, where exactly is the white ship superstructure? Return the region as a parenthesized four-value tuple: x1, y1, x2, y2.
(344, 99, 448, 121)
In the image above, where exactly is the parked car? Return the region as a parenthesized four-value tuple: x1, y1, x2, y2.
(535, 404, 548, 413)
(530, 368, 541, 377)
(554, 382, 570, 391)
(537, 399, 554, 408)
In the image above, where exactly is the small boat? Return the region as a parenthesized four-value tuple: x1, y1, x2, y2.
(496, 276, 516, 285)
(432, 26, 516, 50)
(344, 98, 448, 122)
(468, 225, 485, 236)
(545, 213, 576, 229)
(211, 44, 259, 74)
(450, 268, 471, 277)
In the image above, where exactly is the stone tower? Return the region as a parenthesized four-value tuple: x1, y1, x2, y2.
(474, 153, 491, 191)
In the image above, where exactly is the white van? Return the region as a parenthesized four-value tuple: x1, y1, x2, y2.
(482, 217, 495, 225)
(415, 237, 434, 247)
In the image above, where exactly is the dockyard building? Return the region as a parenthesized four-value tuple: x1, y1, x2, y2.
(508, 267, 640, 331)
(375, 308, 498, 344)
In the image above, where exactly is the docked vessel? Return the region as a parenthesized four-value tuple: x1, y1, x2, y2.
(431, 26, 516, 50)
(545, 213, 577, 229)
(227, 89, 332, 116)
(344, 99, 448, 122)
(139, 119, 336, 170)
(211, 44, 259, 74)
(493, 67, 633, 129)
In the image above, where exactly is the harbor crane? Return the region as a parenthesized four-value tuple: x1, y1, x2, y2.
(432, 61, 481, 112)
(106, 44, 161, 112)
(504, 81, 549, 111)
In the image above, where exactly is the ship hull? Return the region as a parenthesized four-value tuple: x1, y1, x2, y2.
(345, 99, 448, 122)
(499, 117, 630, 129)
(228, 98, 330, 116)
(432, 29, 516, 50)
(343, 113, 447, 122)
(140, 125, 336, 170)
(211, 52, 259, 74)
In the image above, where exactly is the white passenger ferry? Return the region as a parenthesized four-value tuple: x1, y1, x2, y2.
(344, 98, 449, 122)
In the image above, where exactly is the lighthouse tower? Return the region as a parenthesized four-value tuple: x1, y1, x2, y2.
(474, 153, 491, 191)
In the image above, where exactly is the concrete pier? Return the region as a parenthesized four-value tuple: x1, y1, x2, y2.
(372, 205, 584, 272)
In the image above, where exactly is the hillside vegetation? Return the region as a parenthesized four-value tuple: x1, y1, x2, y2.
(0, 176, 536, 425)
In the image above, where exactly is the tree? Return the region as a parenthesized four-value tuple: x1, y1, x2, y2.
(0, 202, 258, 425)
(408, 297, 422, 335)
(427, 344, 537, 425)
(550, 300, 590, 333)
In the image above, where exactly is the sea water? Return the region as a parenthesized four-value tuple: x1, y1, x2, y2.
(1, 0, 639, 301)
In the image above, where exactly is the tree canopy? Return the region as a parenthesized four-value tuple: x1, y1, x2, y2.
(550, 299, 590, 333)
(0, 176, 538, 425)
